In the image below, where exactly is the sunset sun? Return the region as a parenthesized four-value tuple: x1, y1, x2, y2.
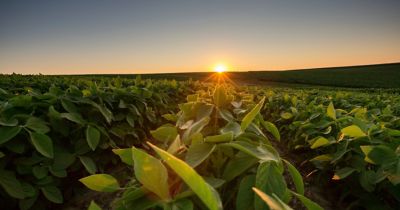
(214, 64, 227, 73)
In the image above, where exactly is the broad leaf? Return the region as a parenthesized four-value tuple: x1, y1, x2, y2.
(150, 125, 178, 142)
(185, 143, 216, 167)
(310, 137, 330, 149)
(86, 125, 101, 151)
(113, 148, 133, 165)
(25, 117, 50, 133)
(341, 125, 366, 138)
(79, 174, 120, 192)
(29, 132, 54, 158)
(0, 126, 21, 145)
(79, 156, 97, 174)
(222, 141, 279, 162)
(148, 142, 222, 210)
(41, 186, 63, 204)
(327, 101, 336, 120)
(283, 160, 304, 195)
(132, 147, 170, 201)
(0, 170, 25, 199)
(236, 175, 256, 210)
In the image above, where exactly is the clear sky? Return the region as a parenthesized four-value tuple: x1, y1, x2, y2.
(1, 0, 399, 74)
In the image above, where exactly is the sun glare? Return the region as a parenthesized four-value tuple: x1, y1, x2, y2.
(214, 64, 227, 73)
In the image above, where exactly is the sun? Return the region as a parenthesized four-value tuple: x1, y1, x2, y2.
(214, 64, 227, 74)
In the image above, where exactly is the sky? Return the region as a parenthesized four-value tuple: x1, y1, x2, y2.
(0, 0, 399, 74)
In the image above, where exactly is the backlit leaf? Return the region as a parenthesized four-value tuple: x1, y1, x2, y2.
(241, 97, 265, 131)
(132, 147, 170, 201)
(148, 142, 222, 210)
(79, 174, 120, 192)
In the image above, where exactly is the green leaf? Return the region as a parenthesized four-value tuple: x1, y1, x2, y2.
(283, 160, 304, 195)
(204, 132, 233, 143)
(172, 199, 193, 210)
(332, 167, 356, 180)
(236, 175, 256, 210)
(0, 126, 21, 145)
(86, 125, 101, 151)
(79, 174, 120, 192)
(291, 191, 323, 210)
(88, 200, 102, 210)
(255, 162, 287, 210)
(29, 132, 54, 158)
(310, 137, 330, 149)
(148, 142, 222, 210)
(220, 121, 242, 137)
(150, 125, 178, 142)
(41, 186, 63, 204)
(0, 118, 18, 126)
(132, 147, 171, 201)
(341, 125, 366, 138)
(241, 97, 265, 131)
(185, 143, 216, 167)
(79, 156, 97, 174)
(167, 135, 182, 154)
(112, 148, 133, 165)
(213, 85, 231, 107)
(222, 141, 279, 162)
(182, 117, 210, 144)
(262, 121, 280, 141)
(61, 113, 86, 125)
(187, 94, 199, 102)
(280, 112, 293, 120)
(253, 188, 293, 210)
(327, 101, 336, 120)
(32, 166, 48, 179)
(222, 153, 258, 181)
(25, 117, 50, 133)
(0, 170, 26, 199)
(361, 145, 397, 165)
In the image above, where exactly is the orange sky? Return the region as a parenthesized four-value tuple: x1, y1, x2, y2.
(1, 0, 399, 74)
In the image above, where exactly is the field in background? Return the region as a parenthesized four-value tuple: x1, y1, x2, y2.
(83, 62, 400, 89)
